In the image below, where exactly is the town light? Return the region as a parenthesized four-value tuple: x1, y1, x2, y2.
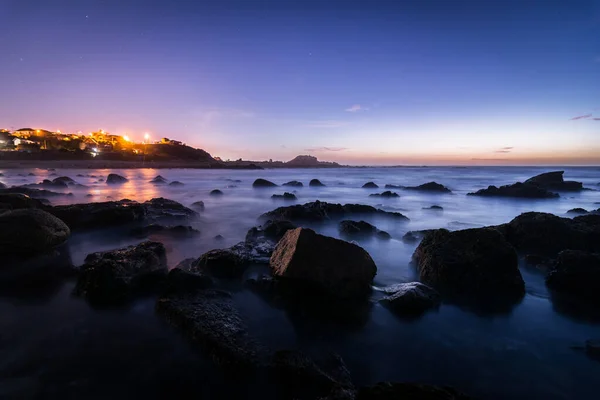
(57, 130, 61, 134)
(144, 133, 150, 142)
(123, 135, 130, 142)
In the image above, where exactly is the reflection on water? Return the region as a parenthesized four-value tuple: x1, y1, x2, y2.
(1, 166, 600, 399)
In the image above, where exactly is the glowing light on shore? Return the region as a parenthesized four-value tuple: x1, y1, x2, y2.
(123, 135, 130, 142)
(144, 133, 150, 142)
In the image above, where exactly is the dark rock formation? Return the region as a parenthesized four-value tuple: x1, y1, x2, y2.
(74, 241, 167, 305)
(0, 182, 5, 189)
(356, 382, 471, 400)
(253, 178, 278, 187)
(402, 230, 436, 243)
(384, 184, 402, 189)
(413, 228, 524, 301)
(525, 171, 583, 192)
(106, 173, 128, 184)
(214, 234, 224, 240)
(404, 182, 451, 193)
(272, 192, 297, 200)
(210, 189, 224, 196)
(52, 176, 76, 185)
(468, 182, 559, 199)
(0, 193, 45, 210)
(369, 191, 399, 198)
(567, 208, 588, 215)
(162, 267, 213, 295)
(282, 180, 303, 187)
(379, 282, 441, 317)
(130, 224, 200, 238)
(0, 209, 70, 256)
(339, 220, 391, 240)
(0, 187, 71, 198)
(261, 200, 409, 222)
(168, 181, 184, 186)
(546, 250, 600, 303)
(150, 175, 168, 184)
(143, 197, 197, 219)
(192, 239, 275, 278)
(47, 200, 146, 230)
(191, 200, 205, 210)
(309, 179, 325, 187)
(585, 339, 600, 362)
(362, 182, 379, 188)
(270, 228, 377, 297)
(424, 205, 443, 210)
(246, 220, 297, 243)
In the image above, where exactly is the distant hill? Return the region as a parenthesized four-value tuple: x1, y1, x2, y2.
(285, 155, 340, 168)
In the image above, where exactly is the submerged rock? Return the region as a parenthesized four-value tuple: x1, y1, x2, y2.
(339, 220, 391, 240)
(424, 205, 443, 210)
(309, 179, 325, 187)
(379, 282, 441, 317)
(567, 208, 588, 215)
(404, 182, 451, 193)
(253, 178, 277, 187)
(210, 189, 224, 196)
(546, 250, 600, 303)
(468, 182, 559, 199)
(270, 228, 377, 297)
(384, 184, 402, 189)
(413, 228, 524, 301)
(272, 192, 297, 200)
(261, 200, 409, 222)
(369, 191, 399, 198)
(356, 382, 471, 400)
(0, 209, 70, 256)
(150, 175, 168, 184)
(282, 180, 303, 187)
(525, 171, 583, 192)
(168, 180, 184, 186)
(191, 200, 205, 210)
(106, 173, 128, 184)
(362, 182, 379, 188)
(74, 241, 168, 305)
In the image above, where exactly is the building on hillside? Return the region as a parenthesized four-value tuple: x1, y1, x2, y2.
(12, 128, 36, 138)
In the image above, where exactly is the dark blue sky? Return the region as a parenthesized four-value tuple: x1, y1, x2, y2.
(1, 0, 599, 164)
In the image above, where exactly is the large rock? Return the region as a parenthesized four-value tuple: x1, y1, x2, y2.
(143, 197, 197, 219)
(253, 178, 277, 187)
(246, 219, 297, 243)
(74, 241, 167, 305)
(339, 220, 391, 240)
(467, 182, 558, 199)
(0, 187, 71, 198)
(192, 239, 275, 278)
(356, 382, 471, 400)
(261, 200, 409, 222)
(379, 282, 441, 317)
(403, 182, 451, 193)
(546, 250, 600, 303)
(0, 209, 70, 255)
(52, 176, 75, 185)
(272, 192, 297, 200)
(0, 193, 45, 210)
(47, 199, 146, 230)
(413, 228, 524, 300)
(309, 179, 326, 187)
(150, 175, 168, 184)
(0, 181, 5, 189)
(362, 182, 379, 188)
(369, 191, 399, 198)
(282, 180, 303, 187)
(525, 171, 583, 192)
(106, 173, 128, 184)
(270, 228, 377, 297)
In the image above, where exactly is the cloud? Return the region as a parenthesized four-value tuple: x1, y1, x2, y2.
(345, 104, 366, 112)
(494, 146, 514, 153)
(304, 147, 349, 152)
(280, 145, 287, 149)
(305, 120, 348, 128)
(570, 114, 592, 120)
(594, 118, 600, 121)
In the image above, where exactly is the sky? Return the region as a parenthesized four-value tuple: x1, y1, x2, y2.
(0, 0, 599, 165)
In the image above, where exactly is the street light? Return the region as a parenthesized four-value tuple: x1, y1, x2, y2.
(144, 133, 150, 143)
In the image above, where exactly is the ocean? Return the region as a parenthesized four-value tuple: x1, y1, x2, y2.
(1, 166, 599, 399)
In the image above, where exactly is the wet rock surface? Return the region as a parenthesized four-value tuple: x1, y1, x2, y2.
(270, 228, 377, 297)
(356, 382, 471, 400)
(169, 180, 184, 186)
(261, 200, 409, 222)
(0, 186, 71, 198)
(191, 200, 205, 210)
(272, 192, 297, 200)
(143, 197, 197, 219)
(403, 182, 451, 193)
(0, 193, 45, 210)
(150, 175, 168, 184)
(369, 191, 399, 198)
(309, 179, 325, 187)
(282, 180, 303, 187)
(339, 220, 390, 239)
(567, 208, 588, 215)
(130, 224, 200, 238)
(424, 205, 443, 210)
(525, 171, 583, 192)
(546, 250, 600, 303)
(362, 182, 379, 188)
(379, 282, 441, 317)
(210, 189, 224, 196)
(253, 178, 278, 187)
(106, 173, 129, 184)
(468, 182, 558, 199)
(47, 199, 147, 230)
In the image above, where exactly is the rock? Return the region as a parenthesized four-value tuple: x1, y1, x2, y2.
(27, 179, 69, 190)
(546, 250, 600, 303)
(282, 180, 303, 187)
(369, 191, 399, 198)
(525, 171, 583, 192)
(524, 254, 553, 267)
(362, 182, 379, 188)
(252, 178, 278, 187)
(309, 179, 325, 187)
(143, 197, 197, 219)
(404, 182, 451, 193)
(0, 182, 5, 189)
(384, 184, 402, 189)
(380, 282, 441, 317)
(246, 219, 297, 242)
(414, 228, 524, 301)
(130, 224, 200, 238)
(339, 220, 390, 240)
(585, 339, 600, 362)
(47, 199, 146, 230)
(28, 172, 35, 176)
(52, 176, 76, 185)
(168, 180, 184, 186)
(210, 189, 224, 196)
(0, 209, 70, 255)
(261, 200, 409, 222)
(155, 289, 265, 368)
(74, 241, 167, 305)
(162, 267, 213, 295)
(270, 228, 377, 297)
(468, 182, 558, 198)
(402, 230, 435, 243)
(85, 194, 93, 198)
(214, 234, 224, 241)
(0, 193, 44, 210)
(567, 208, 588, 215)
(272, 192, 297, 200)
(191, 201, 205, 210)
(424, 205, 443, 210)
(106, 173, 128, 184)
(0, 187, 70, 198)
(356, 382, 471, 399)
(149, 175, 168, 184)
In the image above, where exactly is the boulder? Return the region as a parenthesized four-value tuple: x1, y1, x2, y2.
(47, 200, 146, 230)
(246, 219, 297, 243)
(130, 224, 200, 238)
(0, 182, 5, 189)
(0, 187, 70, 198)
(210, 189, 224, 196)
(192, 239, 275, 278)
(384, 184, 402, 189)
(0, 193, 44, 210)
(339, 220, 391, 240)
(191, 201, 205, 211)
(143, 197, 197, 219)
(150, 175, 168, 184)
(52, 176, 76, 185)
(404, 182, 451, 193)
(106, 173, 128, 184)
(0, 209, 70, 256)
(74, 241, 167, 305)
(413, 228, 524, 300)
(362, 182, 379, 188)
(356, 382, 471, 400)
(270, 228, 377, 297)
(168, 181, 184, 186)
(402, 230, 435, 243)
(546, 250, 600, 303)
(525, 171, 583, 192)
(261, 200, 409, 222)
(369, 191, 399, 198)
(155, 289, 266, 368)
(309, 179, 325, 187)
(162, 267, 213, 295)
(379, 282, 441, 317)
(282, 180, 303, 187)
(567, 208, 588, 215)
(252, 178, 277, 187)
(214, 234, 224, 241)
(424, 205, 443, 210)
(467, 182, 558, 199)
(272, 192, 297, 200)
